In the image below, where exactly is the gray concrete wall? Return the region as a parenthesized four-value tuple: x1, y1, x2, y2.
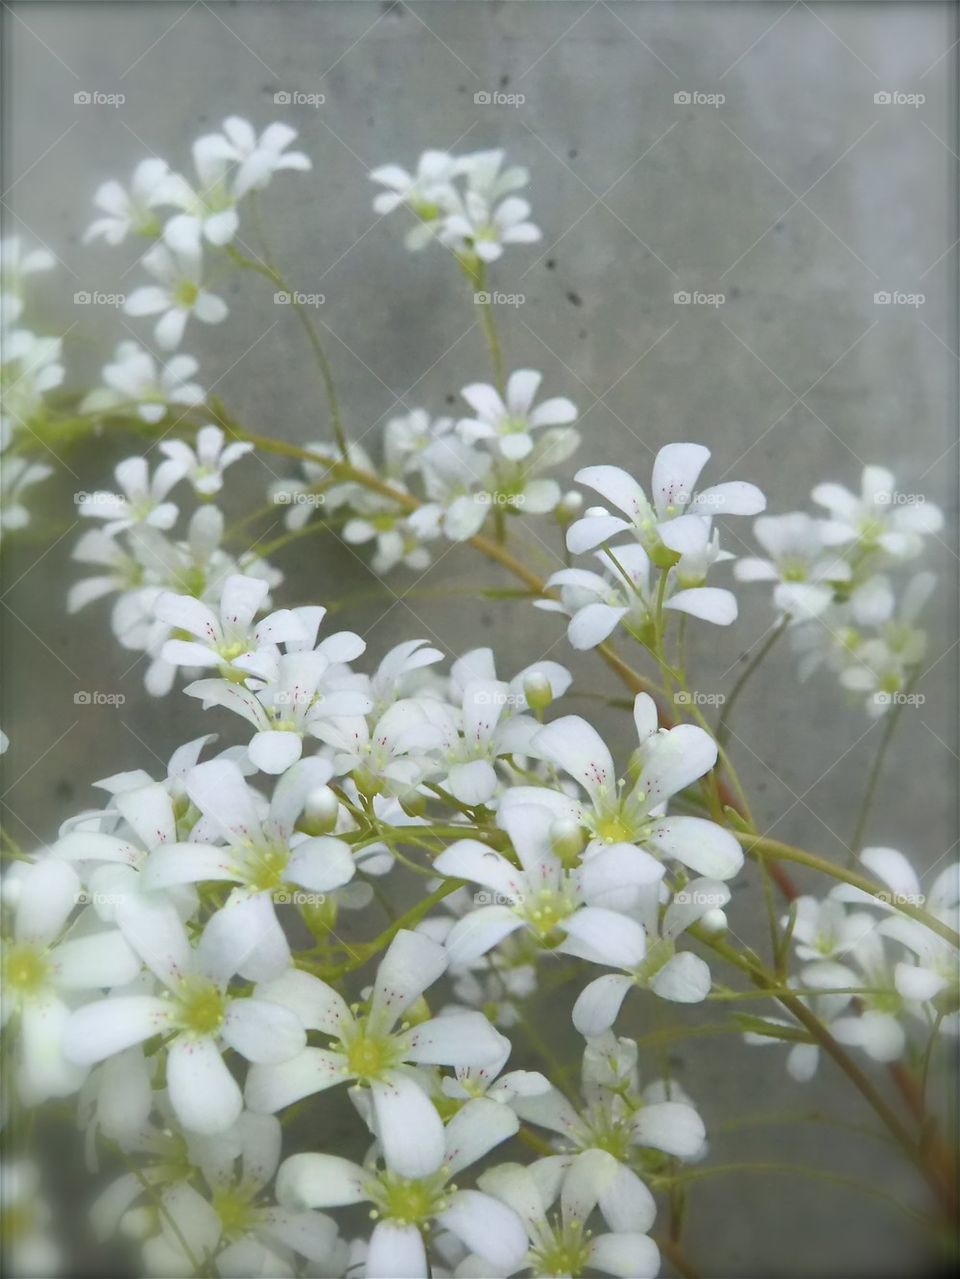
(2, 2, 957, 1275)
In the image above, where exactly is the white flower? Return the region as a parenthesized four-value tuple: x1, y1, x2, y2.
(157, 572, 305, 676)
(812, 465, 943, 560)
(0, 1160, 61, 1277)
(567, 879, 731, 1032)
(78, 455, 186, 535)
(476, 1151, 660, 1279)
(131, 1112, 342, 1277)
(0, 456, 53, 540)
(156, 133, 242, 246)
(124, 220, 227, 349)
(458, 370, 576, 462)
(0, 236, 55, 324)
(541, 540, 737, 651)
(837, 571, 935, 716)
(370, 150, 460, 250)
(313, 697, 442, 793)
(735, 512, 852, 619)
(81, 341, 205, 423)
(84, 158, 170, 245)
(439, 189, 541, 263)
(567, 445, 765, 558)
(63, 895, 307, 1134)
(142, 758, 356, 959)
(383, 408, 456, 478)
(502, 693, 743, 880)
(435, 802, 665, 964)
(243, 930, 506, 1175)
(1, 330, 64, 442)
(214, 116, 311, 198)
(343, 509, 432, 574)
(406, 436, 493, 542)
(2, 858, 139, 1104)
(158, 425, 252, 496)
(277, 1098, 527, 1278)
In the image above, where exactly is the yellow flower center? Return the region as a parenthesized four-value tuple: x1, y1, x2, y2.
(175, 976, 225, 1036)
(3, 942, 51, 996)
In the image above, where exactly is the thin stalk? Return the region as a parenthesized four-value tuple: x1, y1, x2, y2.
(848, 679, 913, 862)
(717, 616, 788, 747)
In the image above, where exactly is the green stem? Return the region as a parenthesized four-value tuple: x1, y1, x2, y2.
(717, 616, 788, 747)
(848, 679, 913, 863)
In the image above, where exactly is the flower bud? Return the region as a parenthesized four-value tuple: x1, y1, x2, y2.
(584, 504, 609, 519)
(305, 785, 340, 833)
(556, 490, 584, 523)
(550, 818, 586, 864)
(398, 785, 427, 818)
(700, 907, 728, 936)
(522, 671, 553, 712)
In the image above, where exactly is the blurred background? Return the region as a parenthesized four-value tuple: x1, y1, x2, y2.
(2, 1, 957, 1275)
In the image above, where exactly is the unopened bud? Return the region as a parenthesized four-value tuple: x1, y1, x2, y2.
(523, 671, 553, 712)
(584, 504, 609, 519)
(353, 766, 384, 799)
(550, 818, 586, 864)
(556, 490, 584, 523)
(399, 785, 427, 818)
(305, 785, 340, 833)
(700, 907, 728, 936)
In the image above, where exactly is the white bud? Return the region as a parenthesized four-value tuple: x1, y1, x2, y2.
(550, 818, 586, 862)
(305, 785, 340, 832)
(584, 504, 609, 519)
(701, 907, 728, 935)
(522, 670, 553, 711)
(556, 490, 584, 522)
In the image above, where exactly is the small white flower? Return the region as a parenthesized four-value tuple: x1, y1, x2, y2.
(78, 455, 186, 535)
(458, 370, 576, 462)
(0, 456, 53, 540)
(440, 189, 541, 263)
(812, 464, 943, 560)
(124, 220, 227, 349)
(84, 158, 170, 246)
(81, 341, 205, 424)
(735, 512, 852, 619)
(63, 895, 307, 1134)
(1, 329, 64, 443)
(244, 930, 506, 1175)
(0, 236, 55, 324)
(215, 116, 311, 198)
(277, 1098, 527, 1278)
(502, 692, 743, 880)
(370, 150, 460, 250)
(2, 858, 139, 1104)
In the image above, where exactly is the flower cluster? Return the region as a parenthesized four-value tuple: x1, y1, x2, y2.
(371, 147, 540, 261)
(735, 465, 944, 715)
